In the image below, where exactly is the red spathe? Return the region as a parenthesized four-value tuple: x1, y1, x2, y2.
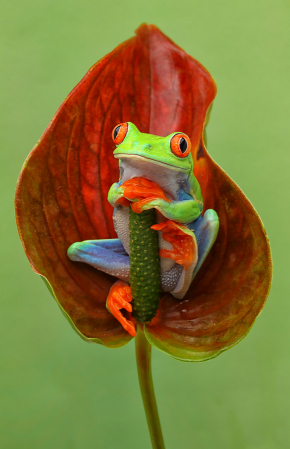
(15, 24, 272, 360)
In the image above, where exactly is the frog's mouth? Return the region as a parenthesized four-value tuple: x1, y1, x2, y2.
(115, 154, 189, 172)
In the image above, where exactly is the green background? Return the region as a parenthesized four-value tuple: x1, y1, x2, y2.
(1, 0, 288, 448)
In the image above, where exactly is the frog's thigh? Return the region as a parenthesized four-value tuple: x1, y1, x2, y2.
(190, 209, 219, 279)
(67, 239, 130, 282)
(161, 264, 183, 292)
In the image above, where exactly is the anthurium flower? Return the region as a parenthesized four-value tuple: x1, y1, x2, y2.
(15, 24, 272, 363)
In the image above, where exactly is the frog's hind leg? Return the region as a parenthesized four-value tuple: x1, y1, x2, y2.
(67, 238, 130, 282)
(189, 209, 219, 280)
(67, 240, 136, 336)
(151, 221, 198, 299)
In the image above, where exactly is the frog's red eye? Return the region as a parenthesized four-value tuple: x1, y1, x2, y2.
(170, 133, 191, 158)
(112, 123, 128, 145)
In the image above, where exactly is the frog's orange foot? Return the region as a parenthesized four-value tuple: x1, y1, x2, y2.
(120, 177, 171, 213)
(121, 177, 168, 201)
(106, 280, 136, 337)
(151, 221, 197, 271)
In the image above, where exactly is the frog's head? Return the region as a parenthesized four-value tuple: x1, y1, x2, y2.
(112, 122, 193, 173)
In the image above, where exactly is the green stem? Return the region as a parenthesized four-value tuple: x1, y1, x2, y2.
(135, 325, 165, 449)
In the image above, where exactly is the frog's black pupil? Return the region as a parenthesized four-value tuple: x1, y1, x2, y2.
(113, 125, 121, 140)
(179, 137, 187, 153)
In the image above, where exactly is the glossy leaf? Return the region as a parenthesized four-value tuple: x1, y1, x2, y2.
(15, 24, 272, 358)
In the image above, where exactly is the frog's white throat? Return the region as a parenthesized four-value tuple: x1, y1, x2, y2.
(115, 153, 189, 172)
(117, 156, 189, 201)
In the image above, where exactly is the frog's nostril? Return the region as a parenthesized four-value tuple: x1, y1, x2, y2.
(142, 144, 152, 150)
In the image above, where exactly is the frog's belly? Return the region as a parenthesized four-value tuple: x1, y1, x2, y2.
(113, 206, 175, 273)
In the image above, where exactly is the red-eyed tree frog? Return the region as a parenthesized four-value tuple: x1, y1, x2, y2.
(67, 122, 219, 336)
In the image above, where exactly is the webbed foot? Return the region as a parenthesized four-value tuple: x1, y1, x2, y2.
(151, 221, 197, 270)
(152, 220, 198, 299)
(106, 281, 136, 337)
(120, 177, 171, 213)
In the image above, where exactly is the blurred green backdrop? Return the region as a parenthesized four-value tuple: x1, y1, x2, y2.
(1, 0, 289, 448)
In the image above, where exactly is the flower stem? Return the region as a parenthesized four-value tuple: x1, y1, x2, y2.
(135, 324, 165, 449)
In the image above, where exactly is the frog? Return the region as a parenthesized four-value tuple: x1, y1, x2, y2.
(67, 122, 219, 337)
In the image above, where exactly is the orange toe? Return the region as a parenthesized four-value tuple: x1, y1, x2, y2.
(151, 221, 196, 271)
(121, 177, 171, 202)
(106, 281, 136, 337)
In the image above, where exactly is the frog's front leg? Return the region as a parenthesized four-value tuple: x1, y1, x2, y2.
(134, 197, 201, 223)
(122, 177, 201, 223)
(108, 182, 130, 208)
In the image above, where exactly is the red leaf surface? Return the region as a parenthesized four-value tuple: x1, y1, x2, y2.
(15, 24, 272, 358)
